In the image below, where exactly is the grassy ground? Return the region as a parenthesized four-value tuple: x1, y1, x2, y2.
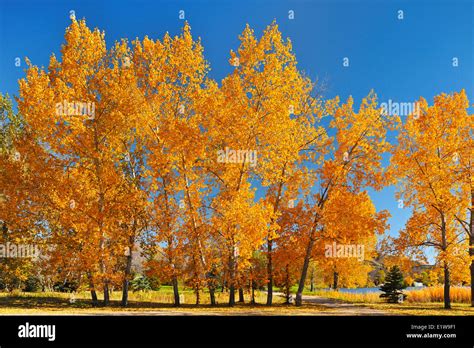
(0, 290, 337, 315)
(304, 288, 474, 315)
(304, 286, 471, 303)
(0, 287, 472, 315)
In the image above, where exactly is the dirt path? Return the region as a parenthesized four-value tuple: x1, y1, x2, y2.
(0, 294, 391, 316)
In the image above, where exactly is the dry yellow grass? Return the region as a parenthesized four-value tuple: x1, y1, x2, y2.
(0, 289, 275, 306)
(309, 290, 382, 303)
(309, 286, 471, 305)
(0, 289, 292, 315)
(306, 287, 473, 315)
(405, 286, 470, 304)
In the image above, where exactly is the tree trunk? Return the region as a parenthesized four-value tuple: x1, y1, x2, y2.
(238, 288, 244, 303)
(251, 280, 256, 305)
(285, 264, 290, 304)
(470, 188, 474, 307)
(440, 213, 451, 310)
(221, 270, 226, 292)
(266, 179, 284, 306)
(207, 270, 217, 306)
(470, 259, 474, 308)
(121, 245, 133, 307)
(195, 287, 200, 305)
(90, 288, 98, 306)
(470, 235, 473, 307)
(103, 282, 110, 306)
(172, 275, 180, 307)
(443, 262, 451, 309)
(296, 232, 315, 306)
(209, 285, 216, 306)
(87, 272, 98, 306)
(194, 273, 201, 305)
(266, 239, 273, 305)
(333, 271, 339, 290)
(88, 273, 98, 307)
(310, 265, 315, 292)
(229, 286, 235, 306)
(228, 254, 235, 306)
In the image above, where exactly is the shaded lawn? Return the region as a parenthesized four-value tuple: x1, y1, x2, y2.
(0, 291, 334, 315)
(0, 297, 335, 315)
(0, 291, 471, 315)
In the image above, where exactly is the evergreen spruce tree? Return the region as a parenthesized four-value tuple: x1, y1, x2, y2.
(379, 266, 407, 303)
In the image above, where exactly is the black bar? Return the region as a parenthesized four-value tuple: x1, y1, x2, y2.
(0, 315, 472, 347)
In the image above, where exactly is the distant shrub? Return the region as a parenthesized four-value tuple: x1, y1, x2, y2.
(23, 276, 41, 292)
(53, 280, 79, 293)
(147, 275, 161, 291)
(130, 275, 152, 292)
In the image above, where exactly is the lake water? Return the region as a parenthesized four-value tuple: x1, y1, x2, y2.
(334, 287, 425, 294)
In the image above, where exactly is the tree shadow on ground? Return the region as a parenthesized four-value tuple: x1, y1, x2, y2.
(0, 295, 320, 311)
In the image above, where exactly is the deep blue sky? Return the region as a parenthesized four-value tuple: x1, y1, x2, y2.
(1, 0, 472, 262)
